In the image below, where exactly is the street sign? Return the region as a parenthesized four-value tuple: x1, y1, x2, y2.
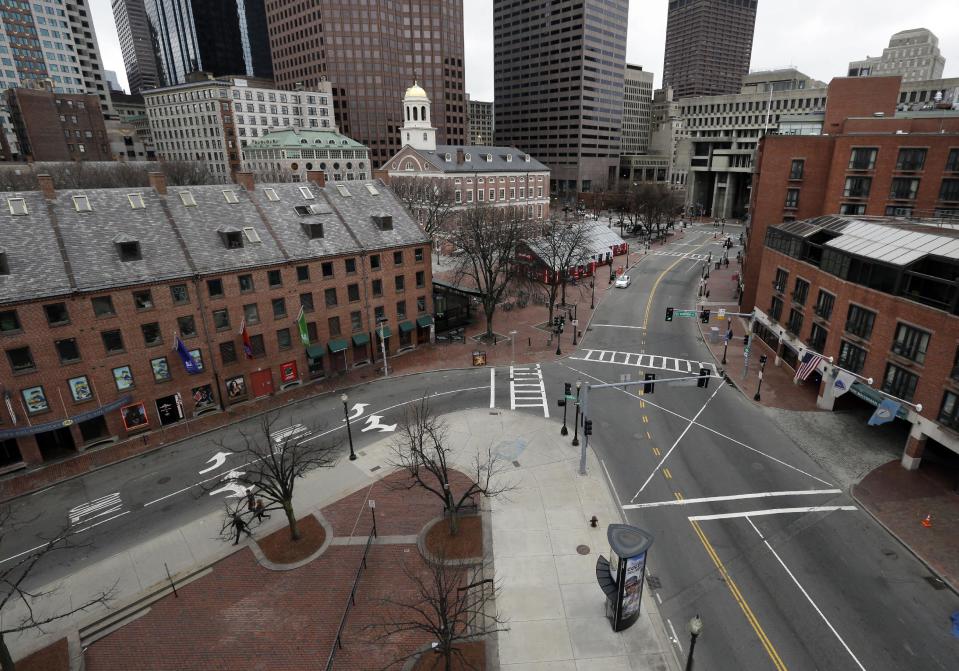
(676, 310, 697, 318)
(565, 395, 577, 401)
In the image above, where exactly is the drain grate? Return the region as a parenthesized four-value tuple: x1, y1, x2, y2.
(512, 460, 521, 468)
(576, 545, 590, 555)
(645, 574, 662, 589)
(369, 465, 381, 472)
(924, 575, 947, 590)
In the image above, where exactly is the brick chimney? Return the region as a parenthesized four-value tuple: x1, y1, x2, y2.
(234, 171, 255, 191)
(148, 171, 167, 195)
(36, 174, 55, 199)
(456, 149, 465, 165)
(306, 170, 326, 188)
(373, 168, 391, 185)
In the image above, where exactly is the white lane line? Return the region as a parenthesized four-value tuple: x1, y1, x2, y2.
(565, 364, 834, 487)
(490, 367, 496, 409)
(746, 518, 868, 671)
(75, 511, 131, 534)
(630, 380, 726, 501)
(600, 458, 624, 511)
(689, 506, 857, 521)
(0, 541, 51, 565)
(667, 618, 682, 653)
(589, 324, 647, 330)
(624, 489, 843, 510)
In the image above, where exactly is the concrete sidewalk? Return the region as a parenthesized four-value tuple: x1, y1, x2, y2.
(7, 409, 679, 671)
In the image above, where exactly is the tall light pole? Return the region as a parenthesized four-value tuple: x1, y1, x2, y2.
(571, 303, 578, 346)
(685, 615, 703, 671)
(572, 380, 582, 447)
(754, 354, 768, 401)
(590, 278, 596, 310)
(377, 318, 389, 378)
(555, 318, 563, 356)
(341, 393, 357, 461)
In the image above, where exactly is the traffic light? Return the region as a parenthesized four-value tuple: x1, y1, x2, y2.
(759, 354, 768, 366)
(700, 309, 711, 324)
(643, 373, 656, 394)
(665, 307, 674, 322)
(564, 382, 572, 397)
(584, 419, 593, 436)
(557, 398, 566, 407)
(697, 367, 710, 388)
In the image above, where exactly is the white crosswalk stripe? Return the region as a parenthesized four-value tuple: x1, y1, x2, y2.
(653, 250, 709, 261)
(509, 364, 549, 417)
(68, 493, 122, 526)
(571, 349, 717, 376)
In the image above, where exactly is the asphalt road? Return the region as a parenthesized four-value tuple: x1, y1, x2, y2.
(543, 224, 958, 671)
(4, 223, 957, 671)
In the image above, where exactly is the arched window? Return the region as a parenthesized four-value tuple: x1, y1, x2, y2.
(421, 105, 426, 121)
(406, 106, 410, 121)
(423, 132, 427, 141)
(413, 106, 418, 121)
(405, 161, 414, 171)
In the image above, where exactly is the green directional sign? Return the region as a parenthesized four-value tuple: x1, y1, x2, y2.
(565, 395, 577, 401)
(676, 310, 697, 318)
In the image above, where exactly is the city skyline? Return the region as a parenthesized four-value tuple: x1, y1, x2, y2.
(92, 0, 959, 99)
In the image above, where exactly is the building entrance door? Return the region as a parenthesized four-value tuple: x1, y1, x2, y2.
(250, 369, 274, 398)
(35, 426, 76, 461)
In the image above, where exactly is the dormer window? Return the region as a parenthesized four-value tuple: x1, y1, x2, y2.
(8, 198, 27, 215)
(218, 227, 244, 249)
(128, 193, 145, 209)
(294, 204, 317, 216)
(0, 248, 9, 275)
(524, 154, 531, 162)
(298, 186, 315, 199)
(222, 190, 239, 204)
(301, 222, 324, 239)
(72, 195, 92, 212)
(445, 153, 451, 162)
(371, 213, 393, 231)
(365, 183, 380, 195)
(117, 240, 142, 261)
(485, 154, 492, 162)
(506, 154, 513, 162)
(464, 153, 471, 162)
(336, 184, 352, 197)
(243, 227, 261, 243)
(264, 188, 279, 201)
(179, 191, 196, 206)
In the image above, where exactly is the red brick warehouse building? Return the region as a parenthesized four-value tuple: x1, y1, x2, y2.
(742, 75, 959, 470)
(0, 172, 433, 472)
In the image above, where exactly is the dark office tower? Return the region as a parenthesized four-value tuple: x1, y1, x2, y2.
(143, 0, 273, 86)
(662, 0, 758, 98)
(265, 1, 466, 166)
(493, 0, 629, 195)
(112, 0, 161, 93)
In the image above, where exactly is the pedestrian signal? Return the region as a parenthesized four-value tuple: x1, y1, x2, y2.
(665, 307, 674, 322)
(584, 420, 593, 436)
(643, 373, 656, 394)
(700, 309, 711, 324)
(697, 367, 710, 388)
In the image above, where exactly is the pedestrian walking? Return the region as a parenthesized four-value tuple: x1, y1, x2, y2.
(232, 514, 252, 545)
(254, 498, 270, 522)
(246, 490, 255, 512)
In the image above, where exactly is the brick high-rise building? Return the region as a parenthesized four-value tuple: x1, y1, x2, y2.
(112, 0, 161, 94)
(6, 88, 111, 162)
(494, 0, 629, 195)
(663, 0, 758, 98)
(265, 1, 466, 167)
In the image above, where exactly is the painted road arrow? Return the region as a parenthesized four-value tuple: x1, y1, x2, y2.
(347, 403, 369, 421)
(361, 415, 397, 433)
(198, 451, 233, 475)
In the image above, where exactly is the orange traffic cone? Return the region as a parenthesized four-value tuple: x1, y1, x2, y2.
(921, 514, 933, 528)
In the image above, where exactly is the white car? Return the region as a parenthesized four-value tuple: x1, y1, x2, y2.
(614, 274, 631, 288)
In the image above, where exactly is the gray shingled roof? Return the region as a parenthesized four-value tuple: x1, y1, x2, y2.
(411, 145, 548, 173)
(0, 180, 428, 306)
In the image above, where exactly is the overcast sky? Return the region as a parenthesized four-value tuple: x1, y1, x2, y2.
(91, 0, 958, 99)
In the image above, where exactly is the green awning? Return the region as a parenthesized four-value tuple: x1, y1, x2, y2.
(306, 344, 326, 359)
(352, 333, 369, 346)
(416, 315, 434, 328)
(328, 339, 349, 353)
(399, 320, 415, 333)
(376, 325, 392, 339)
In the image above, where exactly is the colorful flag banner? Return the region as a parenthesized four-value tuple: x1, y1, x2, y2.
(794, 351, 824, 381)
(239, 318, 253, 359)
(296, 306, 310, 346)
(868, 398, 901, 426)
(173, 333, 200, 374)
(833, 370, 856, 397)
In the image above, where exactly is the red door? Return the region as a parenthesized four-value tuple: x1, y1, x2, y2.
(250, 369, 274, 398)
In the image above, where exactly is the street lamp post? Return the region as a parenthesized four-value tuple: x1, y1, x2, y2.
(377, 319, 389, 378)
(342, 393, 357, 461)
(754, 354, 768, 401)
(555, 319, 562, 356)
(572, 380, 582, 447)
(685, 615, 703, 671)
(571, 303, 578, 346)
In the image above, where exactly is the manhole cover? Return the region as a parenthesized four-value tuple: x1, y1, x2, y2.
(924, 575, 947, 590)
(576, 544, 590, 555)
(157, 476, 171, 485)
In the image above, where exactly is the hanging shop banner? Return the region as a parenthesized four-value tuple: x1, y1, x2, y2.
(155, 394, 184, 426)
(120, 401, 149, 432)
(280, 360, 299, 383)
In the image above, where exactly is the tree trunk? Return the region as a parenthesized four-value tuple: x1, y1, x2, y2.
(560, 279, 567, 306)
(0, 635, 14, 671)
(283, 500, 300, 541)
(484, 303, 495, 340)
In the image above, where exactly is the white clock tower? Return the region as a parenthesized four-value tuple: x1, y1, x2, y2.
(401, 81, 436, 151)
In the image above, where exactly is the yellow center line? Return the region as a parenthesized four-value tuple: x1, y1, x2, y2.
(646, 431, 652, 440)
(640, 400, 646, 408)
(662, 467, 672, 480)
(641, 240, 712, 330)
(642, 415, 649, 424)
(674, 491, 685, 501)
(652, 446, 661, 456)
(690, 520, 789, 671)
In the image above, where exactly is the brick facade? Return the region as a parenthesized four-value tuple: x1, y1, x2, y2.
(6, 88, 111, 161)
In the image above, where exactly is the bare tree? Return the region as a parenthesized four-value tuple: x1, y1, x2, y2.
(0, 510, 116, 671)
(374, 554, 505, 671)
(208, 412, 339, 541)
(0, 169, 38, 193)
(523, 216, 593, 326)
(390, 176, 457, 240)
(159, 160, 217, 186)
(390, 397, 511, 535)
(447, 205, 532, 343)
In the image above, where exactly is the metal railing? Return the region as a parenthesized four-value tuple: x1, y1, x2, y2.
(325, 524, 377, 671)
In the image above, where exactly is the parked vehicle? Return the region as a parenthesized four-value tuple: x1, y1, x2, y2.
(614, 274, 631, 289)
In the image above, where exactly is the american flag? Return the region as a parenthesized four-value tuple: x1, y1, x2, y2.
(794, 351, 824, 381)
